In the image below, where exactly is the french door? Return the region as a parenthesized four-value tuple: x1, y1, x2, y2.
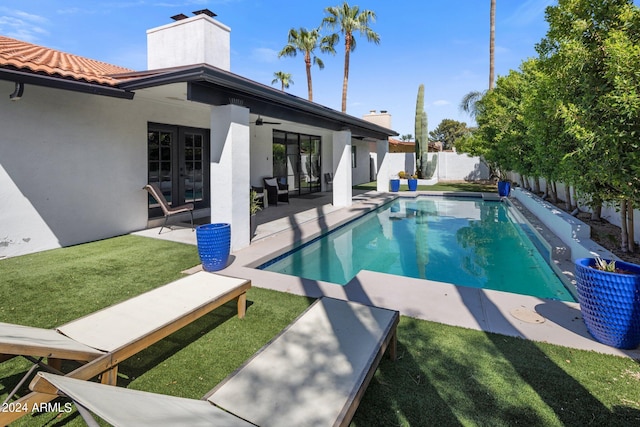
(147, 123, 210, 218)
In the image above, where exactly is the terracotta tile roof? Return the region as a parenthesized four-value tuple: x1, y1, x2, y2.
(0, 36, 135, 86)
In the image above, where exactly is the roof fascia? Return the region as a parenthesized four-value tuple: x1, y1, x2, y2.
(0, 69, 135, 99)
(120, 65, 398, 139)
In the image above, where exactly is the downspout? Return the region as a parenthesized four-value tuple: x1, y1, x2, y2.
(9, 82, 24, 100)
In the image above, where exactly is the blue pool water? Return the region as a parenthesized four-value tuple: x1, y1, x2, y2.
(260, 196, 575, 302)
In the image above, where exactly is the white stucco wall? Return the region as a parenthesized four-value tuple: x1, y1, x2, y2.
(383, 152, 488, 182)
(0, 81, 210, 258)
(351, 139, 371, 185)
(438, 152, 489, 181)
(518, 175, 640, 247)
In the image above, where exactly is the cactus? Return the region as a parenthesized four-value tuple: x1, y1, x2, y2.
(414, 84, 428, 178)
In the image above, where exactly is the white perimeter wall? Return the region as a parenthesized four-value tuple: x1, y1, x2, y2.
(383, 151, 488, 181)
(0, 81, 210, 258)
(515, 174, 640, 247)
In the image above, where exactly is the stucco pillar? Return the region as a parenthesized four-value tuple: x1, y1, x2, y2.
(210, 104, 250, 251)
(332, 130, 352, 207)
(376, 138, 390, 192)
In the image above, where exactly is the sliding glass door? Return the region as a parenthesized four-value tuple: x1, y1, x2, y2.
(273, 130, 322, 196)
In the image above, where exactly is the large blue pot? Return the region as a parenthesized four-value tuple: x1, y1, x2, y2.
(196, 223, 231, 271)
(390, 179, 400, 192)
(407, 179, 418, 191)
(497, 180, 511, 197)
(574, 258, 640, 349)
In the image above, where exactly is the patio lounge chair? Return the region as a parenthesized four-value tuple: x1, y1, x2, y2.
(263, 177, 289, 206)
(0, 272, 251, 425)
(144, 183, 194, 234)
(29, 298, 399, 427)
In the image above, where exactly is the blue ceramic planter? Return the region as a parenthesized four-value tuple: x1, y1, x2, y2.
(390, 179, 400, 192)
(574, 258, 640, 349)
(407, 179, 418, 191)
(196, 223, 231, 271)
(497, 180, 511, 197)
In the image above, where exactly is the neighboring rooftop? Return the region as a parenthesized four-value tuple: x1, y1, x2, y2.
(0, 36, 134, 86)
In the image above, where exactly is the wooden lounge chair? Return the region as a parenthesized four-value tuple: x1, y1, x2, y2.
(0, 272, 250, 425)
(144, 183, 194, 234)
(29, 298, 399, 427)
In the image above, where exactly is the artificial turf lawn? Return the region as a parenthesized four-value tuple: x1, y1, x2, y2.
(1, 235, 640, 426)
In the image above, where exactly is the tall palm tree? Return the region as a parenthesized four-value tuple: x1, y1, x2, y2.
(278, 27, 336, 102)
(271, 71, 294, 91)
(489, 0, 496, 90)
(323, 2, 380, 112)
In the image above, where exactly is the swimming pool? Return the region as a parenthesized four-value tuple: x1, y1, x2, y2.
(260, 196, 575, 302)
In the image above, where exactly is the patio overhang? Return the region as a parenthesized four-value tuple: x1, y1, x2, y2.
(118, 64, 398, 140)
(0, 68, 135, 99)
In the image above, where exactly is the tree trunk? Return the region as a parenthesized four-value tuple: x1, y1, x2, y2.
(341, 34, 352, 112)
(621, 200, 629, 253)
(564, 185, 572, 211)
(533, 177, 540, 194)
(570, 186, 578, 211)
(305, 52, 313, 102)
(549, 181, 557, 203)
(489, 0, 496, 90)
(627, 200, 635, 253)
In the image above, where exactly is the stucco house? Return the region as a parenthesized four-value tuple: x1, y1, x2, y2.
(0, 10, 397, 259)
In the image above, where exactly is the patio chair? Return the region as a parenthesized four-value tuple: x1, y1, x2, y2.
(263, 177, 289, 206)
(0, 272, 251, 425)
(29, 298, 399, 427)
(324, 172, 334, 190)
(144, 183, 194, 234)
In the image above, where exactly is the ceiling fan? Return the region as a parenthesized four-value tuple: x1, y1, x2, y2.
(251, 115, 281, 126)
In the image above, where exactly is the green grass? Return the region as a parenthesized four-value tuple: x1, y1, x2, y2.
(2, 237, 640, 426)
(353, 181, 498, 193)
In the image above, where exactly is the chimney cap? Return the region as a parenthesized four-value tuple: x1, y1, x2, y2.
(193, 9, 217, 17)
(170, 13, 188, 21)
(380, 110, 388, 113)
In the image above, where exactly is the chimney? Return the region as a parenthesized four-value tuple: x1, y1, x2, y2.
(147, 9, 230, 71)
(362, 110, 392, 129)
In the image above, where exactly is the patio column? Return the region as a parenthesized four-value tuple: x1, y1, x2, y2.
(332, 129, 352, 207)
(210, 104, 250, 251)
(376, 138, 390, 192)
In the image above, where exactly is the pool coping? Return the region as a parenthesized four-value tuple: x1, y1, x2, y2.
(214, 191, 640, 359)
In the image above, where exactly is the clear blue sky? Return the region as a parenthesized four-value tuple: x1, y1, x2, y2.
(1, 1, 560, 136)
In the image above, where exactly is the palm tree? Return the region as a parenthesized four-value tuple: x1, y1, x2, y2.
(271, 71, 294, 91)
(461, 2, 496, 118)
(278, 27, 336, 102)
(489, 0, 496, 90)
(459, 90, 484, 119)
(323, 2, 380, 112)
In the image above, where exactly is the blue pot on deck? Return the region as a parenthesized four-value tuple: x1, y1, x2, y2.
(407, 179, 418, 191)
(574, 258, 640, 349)
(497, 180, 511, 197)
(390, 179, 400, 192)
(196, 223, 231, 271)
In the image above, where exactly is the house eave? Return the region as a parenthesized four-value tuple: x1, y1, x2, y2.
(0, 68, 135, 99)
(119, 64, 398, 140)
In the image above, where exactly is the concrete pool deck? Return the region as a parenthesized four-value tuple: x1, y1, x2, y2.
(134, 190, 640, 360)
